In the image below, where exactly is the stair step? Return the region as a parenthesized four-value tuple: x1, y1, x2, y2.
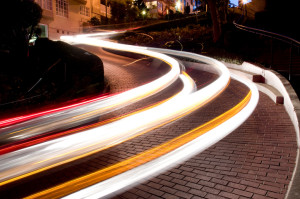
(255, 83, 284, 104)
(229, 68, 265, 83)
(229, 68, 284, 104)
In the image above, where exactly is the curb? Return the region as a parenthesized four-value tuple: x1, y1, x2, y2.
(223, 61, 300, 199)
(224, 61, 300, 147)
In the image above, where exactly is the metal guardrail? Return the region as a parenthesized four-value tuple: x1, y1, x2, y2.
(233, 21, 300, 80)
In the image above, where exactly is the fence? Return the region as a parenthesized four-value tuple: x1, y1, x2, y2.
(233, 21, 300, 81)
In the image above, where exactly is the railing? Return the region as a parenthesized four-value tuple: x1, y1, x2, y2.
(233, 21, 300, 80)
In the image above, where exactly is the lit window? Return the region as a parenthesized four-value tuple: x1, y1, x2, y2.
(56, 0, 69, 17)
(80, 5, 90, 17)
(36, 0, 52, 10)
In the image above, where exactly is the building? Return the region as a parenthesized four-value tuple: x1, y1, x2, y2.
(144, 0, 201, 18)
(35, 0, 111, 40)
(144, 0, 175, 18)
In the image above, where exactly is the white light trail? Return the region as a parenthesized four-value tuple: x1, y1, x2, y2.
(1, 31, 259, 199)
(0, 34, 195, 184)
(0, 34, 181, 142)
(63, 70, 259, 199)
(0, 34, 229, 185)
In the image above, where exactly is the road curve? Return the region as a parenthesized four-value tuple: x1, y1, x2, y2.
(0, 32, 260, 199)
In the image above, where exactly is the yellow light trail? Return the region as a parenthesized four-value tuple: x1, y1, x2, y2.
(25, 91, 252, 199)
(1, 34, 181, 143)
(0, 33, 232, 192)
(0, 73, 195, 187)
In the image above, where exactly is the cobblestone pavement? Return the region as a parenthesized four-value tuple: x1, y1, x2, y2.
(0, 49, 297, 199)
(113, 93, 297, 199)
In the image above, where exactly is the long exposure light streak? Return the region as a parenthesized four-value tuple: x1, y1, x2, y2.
(0, 32, 128, 129)
(0, 94, 109, 128)
(0, 73, 193, 155)
(0, 35, 182, 144)
(0, 32, 260, 199)
(0, 37, 197, 185)
(63, 75, 258, 199)
(0, 34, 230, 187)
(0, 72, 196, 186)
(26, 73, 258, 199)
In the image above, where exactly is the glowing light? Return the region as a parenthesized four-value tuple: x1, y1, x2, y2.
(242, 0, 251, 4)
(176, 1, 181, 10)
(0, 34, 181, 146)
(0, 94, 109, 128)
(27, 73, 259, 199)
(0, 35, 229, 186)
(61, 73, 258, 199)
(0, 32, 259, 199)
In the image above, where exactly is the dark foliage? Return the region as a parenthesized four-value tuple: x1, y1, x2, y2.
(255, 0, 300, 40)
(0, 0, 42, 61)
(184, 4, 191, 14)
(0, 0, 42, 108)
(88, 17, 101, 26)
(0, 1, 105, 114)
(0, 38, 105, 116)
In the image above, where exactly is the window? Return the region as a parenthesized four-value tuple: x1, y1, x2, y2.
(36, 0, 52, 10)
(56, 0, 68, 17)
(80, 5, 90, 17)
(38, 24, 48, 38)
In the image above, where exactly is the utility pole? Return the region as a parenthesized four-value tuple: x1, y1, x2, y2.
(105, 0, 108, 24)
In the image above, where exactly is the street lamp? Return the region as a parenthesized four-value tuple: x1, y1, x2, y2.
(176, 0, 181, 11)
(142, 10, 146, 20)
(242, 0, 250, 16)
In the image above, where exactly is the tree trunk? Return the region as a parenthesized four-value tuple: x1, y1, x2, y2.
(207, 0, 222, 43)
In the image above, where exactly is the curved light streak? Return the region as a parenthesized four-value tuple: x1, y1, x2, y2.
(0, 36, 181, 144)
(67, 75, 258, 199)
(0, 31, 127, 129)
(0, 72, 196, 186)
(0, 73, 194, 155)
(0, 37, 230, 186)
(26, 73, 258, 199)
(0, 95, 109, 128)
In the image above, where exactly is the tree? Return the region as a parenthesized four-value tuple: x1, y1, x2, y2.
(110, 0, 127, 23)
(127, 5, 139, 22)
(205, 0, 229, 43)
(110, 0, 140, 23)
(133, 0, 147, 10)
(88, 17, 101, 26)
(0, 0, 42, 61)
(184, 3, 191, 14)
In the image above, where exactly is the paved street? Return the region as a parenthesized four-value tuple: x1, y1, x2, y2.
(113, 92, 297, 199)
(0, 48, 298, 199)
(104, 50, 298, 199)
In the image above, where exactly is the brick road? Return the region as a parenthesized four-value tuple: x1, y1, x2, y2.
(106, 55, 297, 198)
(112, 92, 297, 199)
(0, 48, 297, 199)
